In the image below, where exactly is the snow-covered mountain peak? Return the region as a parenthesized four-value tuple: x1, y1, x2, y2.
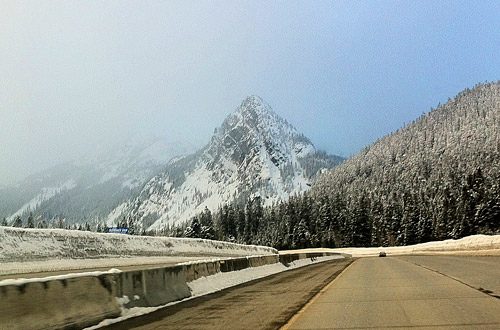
(224, 95, 294, 135)
(107, 96, 344, 230)
(235, 95, 270, 117)
(208, 95, 311, 169)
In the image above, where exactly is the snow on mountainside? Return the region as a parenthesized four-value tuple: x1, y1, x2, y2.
(0, 135, 194, 225)
(5, 180, 77, 222)
(109, 96, 344, 230)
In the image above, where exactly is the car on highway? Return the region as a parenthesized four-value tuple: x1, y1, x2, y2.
(379, 251, 387, 257)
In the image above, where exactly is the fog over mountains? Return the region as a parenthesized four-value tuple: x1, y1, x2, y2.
(0, 96, 343, 229)
(0, 136, 194, 226)
(107, 96, 343, 231)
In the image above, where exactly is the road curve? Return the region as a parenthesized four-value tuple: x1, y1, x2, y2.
(284, 257, 500, 329)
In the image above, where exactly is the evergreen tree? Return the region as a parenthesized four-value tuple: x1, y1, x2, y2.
(127, 216, 137, 235)
(236, 207, 245, 242)
(199, 207, 215, 239)
(56, 217, 65, 229)
(198, 207, 214, 239)
(184, 216, 201, 238)
(13, 215, 23, 227)
(27, 212, 35, 228)
(37, 219, 48, 228)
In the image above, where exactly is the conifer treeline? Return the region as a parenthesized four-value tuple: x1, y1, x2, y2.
(179, 82, 500, 248)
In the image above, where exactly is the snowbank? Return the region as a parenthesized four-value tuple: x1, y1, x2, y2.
(0, 256, 205, 277)
(0, 227, 277, 264)
(281, 234, 500, 257)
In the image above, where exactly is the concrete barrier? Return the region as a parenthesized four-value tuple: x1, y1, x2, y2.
(185, 260, 220, 281)
(278, 253, 300, 265)
(118, 255, 281, 308)
(0, 252, 348, 329)
(248, 255, 279, 267)
(0, 273, 120, 330)
(278, 252, 349, 266)
(115, 266, 192, 308)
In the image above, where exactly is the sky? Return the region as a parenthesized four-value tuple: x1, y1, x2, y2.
(1, 0, 500, 185)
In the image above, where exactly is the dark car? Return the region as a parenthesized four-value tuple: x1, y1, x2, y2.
(379, 251, 387, 257)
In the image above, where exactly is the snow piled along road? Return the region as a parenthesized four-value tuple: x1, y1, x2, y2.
(281, 234, 500, 257)
(0, 227, 276, 276)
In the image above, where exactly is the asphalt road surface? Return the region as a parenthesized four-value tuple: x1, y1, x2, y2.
(397, 255, 500, 298)
(100, 258, 353, 330)
(285, 256, 500, 330)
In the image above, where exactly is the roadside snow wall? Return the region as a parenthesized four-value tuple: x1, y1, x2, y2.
(0, 252, 345, 330)
(333, 234, 500, 257)
(0, 226, 277, 262)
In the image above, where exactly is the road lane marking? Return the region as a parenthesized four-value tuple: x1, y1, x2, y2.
(280, 259, 357, 330)
(401, 258, 500, 300)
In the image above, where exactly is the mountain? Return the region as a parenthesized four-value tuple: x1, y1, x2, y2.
(0, 135, 194, 226)
(108, 96, 344, 231)
(221, 81, 500, 249)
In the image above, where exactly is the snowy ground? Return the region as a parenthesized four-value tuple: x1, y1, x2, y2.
(0, 226, 277, 276)
(0, 256, 206, 277)
(85, 255, 344, 330)
(281, 234, 500, 257)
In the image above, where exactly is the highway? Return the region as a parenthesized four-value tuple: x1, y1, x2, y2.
(99, 258, 353, 330)
(99, 255, 500, 330)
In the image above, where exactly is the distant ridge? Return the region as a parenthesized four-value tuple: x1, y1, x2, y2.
(0, 136, 194, 226)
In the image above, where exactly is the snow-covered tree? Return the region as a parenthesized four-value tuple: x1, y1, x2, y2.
(13, 215, 23, 227)
(27, 212, 35, 228)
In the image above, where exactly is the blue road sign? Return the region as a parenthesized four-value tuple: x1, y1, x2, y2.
(108, 227, 129, 234)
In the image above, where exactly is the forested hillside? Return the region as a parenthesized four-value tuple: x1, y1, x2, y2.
(181, 82, 500, 248)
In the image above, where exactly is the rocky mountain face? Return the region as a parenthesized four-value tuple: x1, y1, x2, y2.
(0, 136, 193, 226)
(109, 96, 344, 231)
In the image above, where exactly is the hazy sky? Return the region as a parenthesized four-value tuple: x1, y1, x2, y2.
(2, 1, 500, 185)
